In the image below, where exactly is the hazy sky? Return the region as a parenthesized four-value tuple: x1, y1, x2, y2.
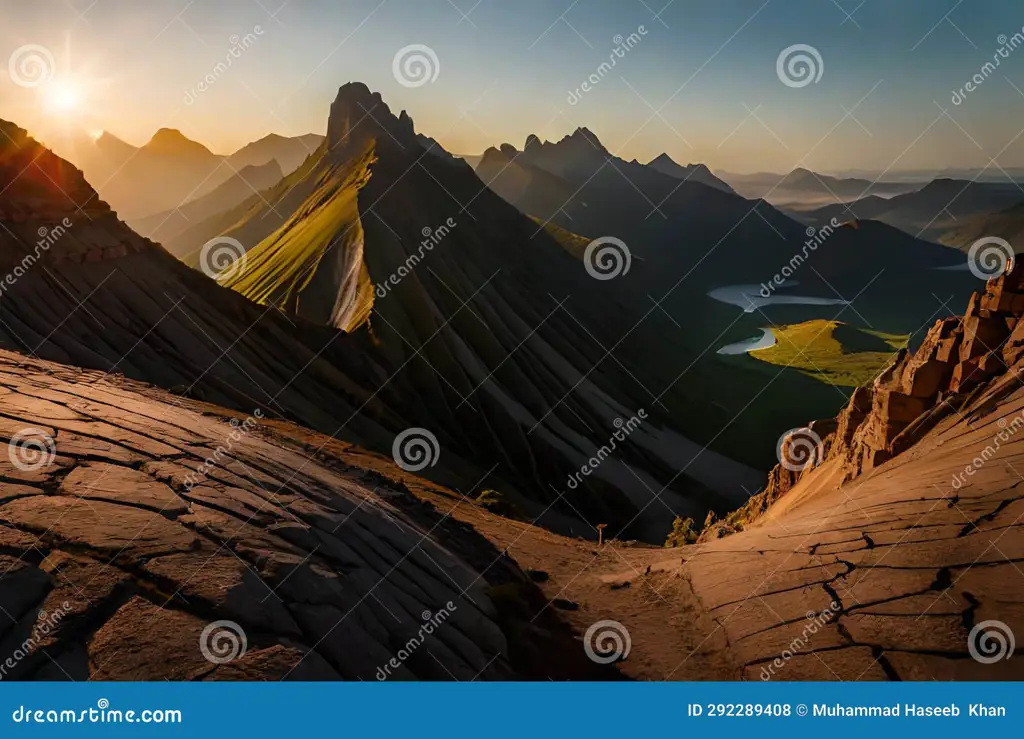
(3, 0, 1024, 174)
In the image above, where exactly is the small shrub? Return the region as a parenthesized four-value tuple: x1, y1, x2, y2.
(475, 489, 522, 518)
(664, 516, 698, 547)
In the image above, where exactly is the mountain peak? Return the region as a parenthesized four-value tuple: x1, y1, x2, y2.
(524, 134, 542, 150)
(144, 128, 214, 157)
(327, 82, 416, 153)
(569, 126, 607, 151)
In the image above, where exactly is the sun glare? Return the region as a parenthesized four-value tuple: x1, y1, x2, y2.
(44, 81, 82, 113)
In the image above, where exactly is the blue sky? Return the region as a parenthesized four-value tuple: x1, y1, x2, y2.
(2, 0, 1024, 173)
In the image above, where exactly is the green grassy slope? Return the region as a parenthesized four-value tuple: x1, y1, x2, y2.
(751, 319, 907, 387)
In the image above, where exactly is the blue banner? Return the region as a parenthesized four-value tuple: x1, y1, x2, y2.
(0, 683, 1019, 737)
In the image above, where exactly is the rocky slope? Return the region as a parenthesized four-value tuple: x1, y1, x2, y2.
(0, 350, 608, 680)
(756, 258, 1024, 510)
(485, 267, 1024, 680)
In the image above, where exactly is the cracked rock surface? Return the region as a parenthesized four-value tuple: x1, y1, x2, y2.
(0, 350, 609, 681)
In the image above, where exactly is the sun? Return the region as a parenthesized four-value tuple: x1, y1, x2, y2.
(43, 81, 82, 113)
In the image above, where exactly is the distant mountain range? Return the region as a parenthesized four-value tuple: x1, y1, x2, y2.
(128, 159, 283, 251)
(646, 154, 736, 194)
(56, 129, 323, 220)
(717, 167, 923, 207)
(184, 86, 976, 486)
(797, 178, 1024, 240)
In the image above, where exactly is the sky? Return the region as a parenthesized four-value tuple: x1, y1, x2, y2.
(2, 0, 1024, 174)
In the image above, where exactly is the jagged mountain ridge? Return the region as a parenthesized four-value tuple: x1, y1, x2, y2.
(645, 153, 736, 194)
(216, 82, 773, 538)
(185, 83, 973, 480)
(59, 129, 323, 221)
(0, 114, 753, 542)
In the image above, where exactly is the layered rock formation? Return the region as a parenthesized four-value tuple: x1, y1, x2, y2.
(757, 260, 1024, 515)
